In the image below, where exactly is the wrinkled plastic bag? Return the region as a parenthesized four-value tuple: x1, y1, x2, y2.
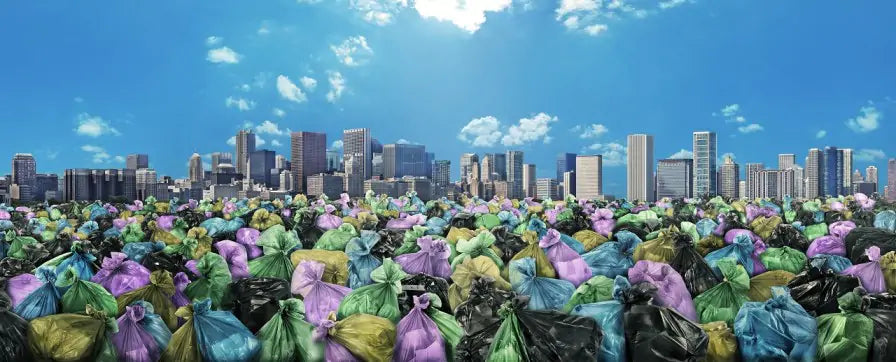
(509, 257, 574, 310)
(747, 270, 795, 301)
(398, 273, 452, 315)
(760, 246, 808, 274)
(394, 236, 451, 279)
(539, 229, 592, 286)
(255, 298, 323, 362)
(27, 305, 118, 362)
(670, 236, 720, 297)
(249, 225, 299, 280)
(313, 223, 358, 251)
(225, 277, 292, 333)
(453, 276, 516, 335)
(788, 268, 860, 316)
(163, 298, 260, 362)
(0, 288, 29, 360)
(346, 230, 383, 289)
(734, 286, 817, 361)
(116, 270, 179, 331)
(13, 266, 60, 321)
(815, 290, 873, 362)
(112, 303, 162, 362)
(290, 249, 349, 286)
(629, 259, 697, 321)
(291, 260, 351, 325)
(337, 258, 406, 323)
(448, 256, 512, 311)
(90, 252, 151, 297)
(57, 266, 117, 316)
(694, 258, 750, 325)
(394, 294, 446, 362)
(563, 275, 615, 312)
(841, 246, 886, 293)
(185, 252, 232, 309)
(312, 312, 396, 362)
(582, 230, 641, 279)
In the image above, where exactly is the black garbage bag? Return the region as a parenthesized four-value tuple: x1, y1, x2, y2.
(613, 225, 648, 242)
(0, 290, 30, 361)
(450, 213, 476, 230)
(20, 243, 52, 266)
(824, 211, 848, 225)
(141, 251, 198, 280)
(851, 209, 876, 228)
(373, 229, 405, 260)
(222, 277, 291, 333)
(552, 209, 590, 236)
(454, 276, 516, 335)
(80, 236, 123, 261)
(766, 223, 810, 251)
(865, 293, 896, 310)
(293, 209, 322, 249)
(491, 226, 527, 264)
(398, 273, 451, 315)
(624, 302, 709, 361)
(0, 258, 35, 278)
(845, 228, 896, 264)
(93, 215, 116, 235)
(41, 235, 74, 258)
(456, 296, 601, 362)
(669, 236, 719, 298)
(867, 307, 896, 362)
(178, 209, 204, 229)
(425, 205, 444, 220)
(787, 268, 861, 316)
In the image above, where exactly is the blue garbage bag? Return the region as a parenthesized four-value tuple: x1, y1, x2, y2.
(200, 218, 229, 237)
(527, 218, 548, 238)
(497, 210, 520, 230)
(425, 217, 448, 236)
(705, 233, 755, 277)
(346, 230, 383, 289)
(40, 242, 98, 282)
(129, 300, 172, 351)
(192, 298, 260, 361)
(560, 233, 586, 255)
(77, 221, 99, 235)
(570, 276, 635, 362)
(582, 230, 641, 278)
(696, 219, 718, 239)
(0, 219, 13, 231)
(875, 210, 896, 232)
(0, 239, 8, 259)
(734, 287, 817, 361)
(123, 241, 166, 264)
(808, 254, 852, 274)
(509, 257, 574, 310)
(13, 266, 60, 321)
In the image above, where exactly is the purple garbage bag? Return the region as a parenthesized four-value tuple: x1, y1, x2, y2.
(236, 228, 263, 259)
(316, 205, 343, 231)
(291, 260, 351, 324)
(807, 235, 846, 258)
(112, 303, 161, 362)
(185, 260, 200, 277)
(90, 252, 151, 297)
(394, 294, 446, 362)
(539, 229, 592, 286)
(591, 208, 615, 237)
(394, 236, 452, 279)
(386, 214, 427, 230)
(156, 215, 177, 232)
(214, 240, 250, 280)
(841, 246, 886, 293)
(724, 229, 760, 244)
(829, 221, 856, 239)
(751, 240, 768, 276)
(7, 273, 42, 308)
(628, 260, 698, 321)
(312, 319, 360, 362)
(171, 272, 192, 308)
(746, 204, 777, 223)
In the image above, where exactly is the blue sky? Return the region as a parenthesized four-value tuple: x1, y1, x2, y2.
(0, 0, 893, 196)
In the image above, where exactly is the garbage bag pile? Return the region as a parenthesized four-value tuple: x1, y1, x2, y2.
(1, 191, 896, 361)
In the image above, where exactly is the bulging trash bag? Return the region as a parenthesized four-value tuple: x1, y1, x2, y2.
(394, 294, 446, 362)
(702, 321, 738, 362)
(291, 260, 350, 326)
(337, 258, 406, 323)
(313, 223, 358, 251)
(122, 241, 165, 264)
(694, 258, 750, 325)
(882, 251, 896, 292)
(116, 270, 179, 331)
(866, 306, 896, 362)
(6, 272, 42, 308)
(57, 266, 117, 316)
(788, 267, 861, 316)
(289, 249, 349, 287)
(760, 246, 808, 274)
(809, 253, 853, 273)
(164, 298, 260, 362)
(249, 209, 282, 231)
(41, 241, 98, 282)
(315, 205, 343, 231)
(563, 275, 615, 312)
(393, 225, 427, 256)
(539, 229, 592, 286)
(346, 230, 383, 289)
(249, 225, 299, 280)
(803, 223, 828, 241)
(312, 312, 396, 362)
(451, 230, 504, 271)
(569, 276, 654, 362)
(750, 215, 782, 241)
(236, 227, 263, 260)
(90, 252, 151, 297)
(875, 210, 896, 231)
(394, 236, 451, 279)
(163, 227, 212, 260)
(509, 257, 574, 311)
(226, 277, 291, 333)
(185, 252, 232, 309)
(504, 231, 556, 280)
(255, 298, 323, 362)
(371, 228, 405, 261)
(747, 270, 795, 301)
(624, 296, 709, 361)
(572, 229, 609, 252)
(670, 235, 720, 298)
(629, 260, 697, 321)
(582, 230, 640, 279)
(448, 256, 512, 311)
(28, 305, 118, 362)
(13, 266, 60, 321)
(844, 227, 896, 264)
(815, 290, 874, 362)
(807, 235, 847, 258)
(0, 256, 36, 278)
(126, 300, 172, 353)
(632, 226, 681, 263)
(0, 288, 29, 361)
(397, 273, 452, 315)
(454, 277, 516, 335)
(705, 233, 761, 277)
(112, 303, 162, 362)
(841, 246, 885, 293)
(767, 223, 811, 251)
(734, 286, 817, 361)
(590, 208, 615, 236)
(213, 240, 250, 280)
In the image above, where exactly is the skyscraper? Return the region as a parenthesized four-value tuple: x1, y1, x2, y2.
(383, 143, 426, 179)
(424, 152, 434, 180)
(11, 153, 36, 201)
(343, 128, 372, 180)
(562, 171, 576, 198)
(853, 169, 863, 184)
(126, 154, 149, 170)
(556, 153, 577, 182)
(235, 129, 256, 177)
(576, 155, 602, 200)
(758, 170, 781, 199)
(745, 163, 764, 199)
(823, 146, 842, 196)
(480, 154, 495, 182)
(888, 159, 896, 200)
(135, 168, 158, 200)
(536, 178, 559, 200)
(506, 151, 524, 199)
(432, 160, 451, 186)
(249, 149, 276, 186)
(291, 131, 327, 193)
(777, 154, 796, 170)
(211, 152, 232, 172)
(656, 159, 692, 199)
(866, 166, 878, 187)
(275, 154, 289, 170)
(692, 131, 717, 196)
(806, 148, 824, 198)
(718, 155, 739, 198)
(188, 153, 204, 182)
(841, 148, 853, 195)
(460, 153, 479, 182)
(790, 165, 805, 199)
(626, 134, 654, 201)
(522, 164, 536, 198)
(493, 153, 507, 181)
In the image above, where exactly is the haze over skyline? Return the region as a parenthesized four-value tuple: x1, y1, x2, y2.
(1, 1, 893, 196)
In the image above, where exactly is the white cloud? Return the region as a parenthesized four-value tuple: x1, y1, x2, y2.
(81, 144, 104, 153)
(668, 149, 693, 159)
(73, 97, 84, 103)
(300, 76, 317, 91)
(81, 144, 114, 164)
(326, 71, 346, 103)
(502, 112, 558, 146)
(846, 105, 881, 133)
(276, 75, 308, 103)
(75, 113, 120, 137)
(225, 96, 255, 111)
(738, 123, 764, 133)
(659, 0, 687, 10)
(257, 26, 270, 35)
(579, 123, 608, 138)
(584, 24, 608, 36)
(272, 108, 286, 118)
(331, 36, 374, 67)
(331, 140, 344, 150)
(555, 0, 688, 36)
(396, 138, 411, 144)
(255, 120, 285, 136)
(816, 130, 827, 138)
(413, 0, 513, 33)
(720, 152, 736, 162)
(205, 36, 222, 46)
(586, 142, 626, 166)
(239, 84, 251, 92)
(114, 155, 126, 163)
(458, 116, 502, 147)
(46, 151, 59, 160)
(351, 0, 407, 26)
(207, 46, 241, 64)
(253, 72, 270, 89)
(256, 136, 267, 147)
(855, 149, 887, 162)
(720, 104, 740, 117)
(227, 136, 236, 146)
(271, 139, 283, 147)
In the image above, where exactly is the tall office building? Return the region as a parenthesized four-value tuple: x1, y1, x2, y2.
(778, 154, 796, 170)
(536, 178, 559, 200)
(424, 152, 434, 180)
(841, 148, 853, 195)
(556, 153, 577, 182)
(745, 163, 764, 199)
(432, 160, 451, 186)
(692, 131, 717, 196)
(235, 130, 256, 177)
(738, 180, 747, 199)
(383, 143, 426, 179)
(290, 131, 327, 193)
(460, 153, 479, 182)
(371, 153, 384, 179)
(493, 154, 507, 181)
(866, 166, 878, 190)
(823, 147, 842, 196)
(718, 155, 739, 198)
(11, 153, 36, 201)
(480, 154, 494, 182)
(370, 138, 383, 154)
(790, 165, 804, 199)
(343, 128, 372, 181)
(576, 155, 603, 200)
(562, 171, 576, 198)
(35, 173, 60, 201)
(758, 170, 781, 199)
(806, 148, 824, 198)
(522, 164, 536, 198)
(326, 149, 342, 172)
(249, 149, 276, 186)
(853, 169, 864, 184)
(656, 159, 692, 199)
(626, 134, 654, 201)
(342, 154, 364, 196)
(275, 155, 288, 170)
(506, 151, 524, 199)
(188, 153, 204, 182)
(210, 152, 232, 172)
(126, 154, 149, 170)
(888, 159, 896, 200)
(135, 168, 158, 200)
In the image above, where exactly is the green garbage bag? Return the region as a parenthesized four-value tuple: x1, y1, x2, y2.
(423, 294, 463, 361)
(121, 222, 146, 244)
(250, 225, 300, 280)
(162, 303, 203, 362)
(163, 227, 212, 260)
(760, 246, 807, 274)
(249, 208, 283, 231)
(488, 303, 528, 361)
(633, 226, 680, 263)
(475, 213, 501, 230)
(5, 230, 38, 259)
(255, 298, 323, 362)
(185, 252, 232, 309)
(803, 223, 828, 241)
(750, 216, 782, 240)
(451, 230, 504, 270)
(563, 275, 615, 312)
(502, 231, 556, 281)
(747, 270, 795, 302)
(57, 266, 117, 316)
(394, 225, 428, 256)
(680, 222, 700, 244)
(117, 270, 179, 330)
(816, 291, 874, 362)
(337, 258, 407, 323)
(313, 223, 358, 251)
(28, 305, 118, 362)
(694, 258, 750, 325)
